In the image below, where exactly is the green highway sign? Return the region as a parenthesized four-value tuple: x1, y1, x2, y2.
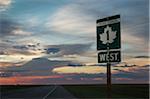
(96, 15, 121, 95)
(97, 15, 121, 50)
(98, 50, 121, 63)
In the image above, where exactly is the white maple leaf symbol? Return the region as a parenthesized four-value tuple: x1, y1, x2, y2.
(99, 26, 117, 44)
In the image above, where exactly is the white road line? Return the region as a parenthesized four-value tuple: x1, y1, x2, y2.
(42, 85, 57, 99)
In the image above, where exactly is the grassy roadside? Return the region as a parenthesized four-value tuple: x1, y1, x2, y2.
(63, 84, 149, 99)
(0, 85, 42, 92)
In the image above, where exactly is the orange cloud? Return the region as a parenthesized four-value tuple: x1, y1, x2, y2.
(125, 58, 149, 66)
(115, 78, 133, 81)
(0, 62, 14, 67)
(0, 75, 63, 85)
(0, 61, 25, 67)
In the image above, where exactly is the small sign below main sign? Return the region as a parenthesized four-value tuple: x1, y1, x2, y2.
(98, 50, 121, 63)
(97, 15, 121, 50)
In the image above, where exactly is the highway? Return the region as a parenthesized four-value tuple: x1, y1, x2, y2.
(1, 85, 77, 99)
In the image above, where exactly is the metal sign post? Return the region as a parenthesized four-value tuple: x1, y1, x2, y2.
(107, 62, 111, 98)
(107, 27, 111, 98)
(96, 15, 121, 98)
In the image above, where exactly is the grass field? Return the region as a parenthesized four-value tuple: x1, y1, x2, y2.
(63, 84, 149, 99)
(1, 84, 149, 99)
(0, 85, 39, 92)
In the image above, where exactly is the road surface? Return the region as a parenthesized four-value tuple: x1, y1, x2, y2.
(1, 85, 77, 99)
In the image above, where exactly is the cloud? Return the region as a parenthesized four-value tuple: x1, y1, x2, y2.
(46, 0, 148, 37)
(0, 38, 43, 57)
(0, 0, 149, 84)
(52, 66, 106, 74)
(124, 58, 149, 66)
(46, 48, 60, 54)
(0, 71, 13, 77)
(0, 33, 46, 61)
(0, 58, 72, 84)
(63, 54, 79, 59)
(0, 0, 12, 11)
(45, 43, 92, 56)
(9, 49, 39, 56)
(0, 19, 32, 37)
(45, 0, 149, 55)
(0, 47, 41, 58)
(4, 44, 41, 56)
(0, 62, 16, 67)
(0, 51, 7, 55)
(112, 66, 149, 83)
(134, 56, 149, 59)
(1, 61, 149, 84)
(0, 61, 25, 68)
(0, 0, 11, 6)
(12, 29, 32, 36)
(43, 43, 95, 63)
(24, 16, 40, 27)
(121, 27, 149, 54)
(0, 19, 19, 36)
(0, 75, 64, 85)
(46, 3, 95, 36)
(13, 45, 29, 50)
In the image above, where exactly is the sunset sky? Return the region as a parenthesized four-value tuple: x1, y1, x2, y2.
(0, 0, 149, 85)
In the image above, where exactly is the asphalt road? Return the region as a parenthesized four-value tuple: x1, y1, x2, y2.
(1, 85, 77, 99)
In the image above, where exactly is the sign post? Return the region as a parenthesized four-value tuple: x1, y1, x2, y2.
(107, 62, 111, 98)
(96, 15, 121, 98)
(107, 34, 111, 98)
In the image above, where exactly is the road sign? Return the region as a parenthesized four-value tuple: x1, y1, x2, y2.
(96, 15, 121, 98)
(98, 50, 121, 63)
(97, 15, 121, 50)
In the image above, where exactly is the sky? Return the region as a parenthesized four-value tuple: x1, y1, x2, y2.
(0, 0, 149, 85)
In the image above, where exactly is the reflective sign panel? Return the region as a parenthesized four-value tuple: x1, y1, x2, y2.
(98, 50, 121, 63)
(97, 15, 121, 50)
